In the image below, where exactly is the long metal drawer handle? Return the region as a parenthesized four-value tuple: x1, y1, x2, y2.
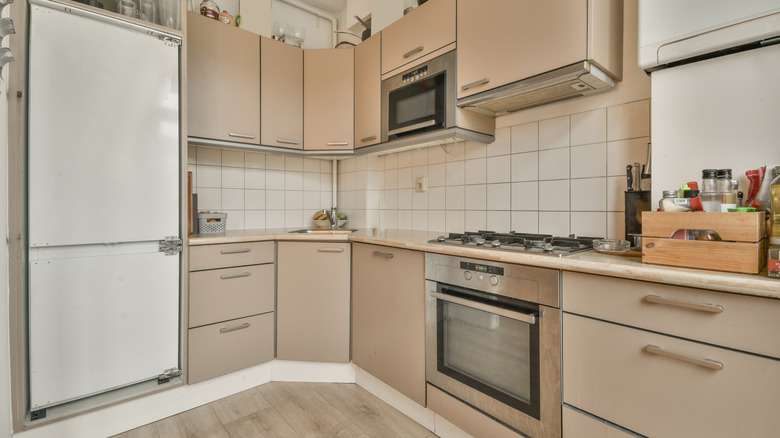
(360, 135, 377, 143)
(228, 132, 256, 139)
(219, 322, 250, 334)
(220, 271, 251, 280)
(220, 248, 251, 254)
(276, 138, 300, 145)
(318, 247, 345, 253)
(372, 251, 394, 258)
(645, 345, 723, 371)
(645, 295, 724, 313)
(461, 78, 490, 90)
(403, 45, 424, 58)
(429, 291, 536, 325)
(325, 141, 350, 146)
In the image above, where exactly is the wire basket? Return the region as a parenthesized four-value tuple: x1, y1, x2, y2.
(197, 213, 227, 234)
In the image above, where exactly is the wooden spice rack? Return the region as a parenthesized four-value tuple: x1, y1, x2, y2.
(641, 212, 767, 274)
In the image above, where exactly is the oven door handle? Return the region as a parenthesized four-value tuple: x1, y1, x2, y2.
(430, 291, 537, 325)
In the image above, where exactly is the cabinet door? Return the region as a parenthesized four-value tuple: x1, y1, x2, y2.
(381, 0, 456, 75)
(457, 0, 587, 99)
(261, 37, 303, 149)
(352, 243, 425, 405)
(304, 49, 354, 150)
(187, 12, 260, 144)
(277, 242, 351, 362)
(354, 33, 381, 148)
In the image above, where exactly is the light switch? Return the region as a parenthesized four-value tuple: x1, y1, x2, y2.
(415, 176, 427, 192)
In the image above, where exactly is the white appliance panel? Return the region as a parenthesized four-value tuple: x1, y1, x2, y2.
(28, 3, 180, 247)
(29, 252, 179, 410)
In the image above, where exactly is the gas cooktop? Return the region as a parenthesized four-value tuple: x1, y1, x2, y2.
(428, 231, 601, 257)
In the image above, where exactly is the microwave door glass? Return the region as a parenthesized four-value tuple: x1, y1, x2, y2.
(388, 73, 446, 138)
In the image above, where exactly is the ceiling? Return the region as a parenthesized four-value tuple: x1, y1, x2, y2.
(296, 0, 348, 15)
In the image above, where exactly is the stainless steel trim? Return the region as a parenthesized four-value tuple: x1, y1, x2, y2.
(461, 77, 490, 90)
(644, 345, 724, 371)
(372, 251, 394, 259)
(325, 141, 350, 146)
(276, 138, 300, 145)
(317, 247, 345, 253)
(219, 322, 250, 333)
(387, 120, 436, 136)
(220, 248, 251, 254)
(402, 46, 424, 58)
(219, 272, 251, 280)
(360, 135, 378, 143)
(645, 295, 724, 313)
(430, 290, 537, 325)
(229, 132, 256, 139)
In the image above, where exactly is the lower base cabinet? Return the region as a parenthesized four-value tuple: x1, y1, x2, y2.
(562, 406, 634, 438)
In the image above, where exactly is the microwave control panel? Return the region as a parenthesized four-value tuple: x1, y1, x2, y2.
(403, 65, 428, 83)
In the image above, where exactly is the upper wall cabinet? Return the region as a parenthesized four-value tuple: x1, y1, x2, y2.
(354, 33, 381, 149)
(304, 49, 355, 151)
(381, 0, 456, 76)
(187, 12, 260, 145)
(457, 0, 623, 115)
(261, 37, 303, 149)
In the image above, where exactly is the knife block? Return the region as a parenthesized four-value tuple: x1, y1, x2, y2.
(625, 191, 651, 241)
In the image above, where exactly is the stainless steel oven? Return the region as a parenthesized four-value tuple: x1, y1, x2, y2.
(381, 50, 456, 142)
(425, 253, 562, 437)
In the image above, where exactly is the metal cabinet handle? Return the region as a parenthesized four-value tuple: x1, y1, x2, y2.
(430, 290, 536, 325)
(219, 322, 250, 333)
(276, 138, 300, 145)
(325, 141, 350, 147)
(644, 345, 723, 371)
(317, 247, 345, 253)
(461, 78, 490, 90)
(360, 135, 377, 143)
(220, 271, 251, 280)
(228, 132, 256, 139)
(372, 251, 394, 258)
(220, 248, 251, 254)
(403, 46, 424, 58)
(645, 295, 724, 313)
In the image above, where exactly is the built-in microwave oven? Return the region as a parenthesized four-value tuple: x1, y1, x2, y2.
(381, 50, 456, 142)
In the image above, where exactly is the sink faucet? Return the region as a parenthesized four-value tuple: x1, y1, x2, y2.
(328, 207, 338, 230)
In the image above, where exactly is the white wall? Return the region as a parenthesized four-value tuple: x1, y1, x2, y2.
(650, 44, 780, 203)
(1, 3, 11, 436)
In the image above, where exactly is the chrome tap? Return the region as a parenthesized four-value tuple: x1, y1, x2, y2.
(328, 207, 338, 230)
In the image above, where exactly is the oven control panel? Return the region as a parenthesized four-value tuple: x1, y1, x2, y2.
(460, 261, 503, 275)
(402, 65, 428, 83)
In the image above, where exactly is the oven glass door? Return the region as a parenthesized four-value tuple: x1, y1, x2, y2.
(434, 283, 541, 419)
(387, 72, 446, 139)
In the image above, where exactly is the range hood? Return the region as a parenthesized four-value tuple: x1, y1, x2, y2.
(456, 61, 617, 117)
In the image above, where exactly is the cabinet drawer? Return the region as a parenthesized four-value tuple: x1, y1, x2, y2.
(189, 241, 274, 271)
(563, 314, 780, 438)
(188, 313, 274, 384)
(562, 272, 780, 359)
(189, 264, 275, 328)
(381, 0, 455, 75)
(563, 406, 634, 438)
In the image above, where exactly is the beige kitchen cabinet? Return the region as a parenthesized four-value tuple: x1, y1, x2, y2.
(261, 37, 303, 149)
(381, 0, 456, 75)
(186, 12, 260, 145)
(303, 49, 354, 150)
(277, 241, 351, 362)
(456, 0, 623, 99)
(354, 33, 381, 148)
(352, 243, 425, 405)
(562, 406, 634, 438)
(562, 272, 780, 437)
(187, 242, 275, 384)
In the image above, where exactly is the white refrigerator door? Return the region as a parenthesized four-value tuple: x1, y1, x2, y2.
(27, 1, 181, 410)
(28, 1, 180, 247)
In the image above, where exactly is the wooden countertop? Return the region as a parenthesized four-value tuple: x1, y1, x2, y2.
(189, 228, 780, 300)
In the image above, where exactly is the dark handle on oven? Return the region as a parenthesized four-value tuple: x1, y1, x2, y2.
(431, 290, 536, 325)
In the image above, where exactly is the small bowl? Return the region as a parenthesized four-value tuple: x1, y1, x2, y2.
(593, 239, 630, 253)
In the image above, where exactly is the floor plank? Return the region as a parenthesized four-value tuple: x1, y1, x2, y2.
(257, 382, 365, 438)
(155, 404, 230, 438)
(223, 407, 301, 438)
(210, 387, 272, 425)
(112, 422, 160, 438)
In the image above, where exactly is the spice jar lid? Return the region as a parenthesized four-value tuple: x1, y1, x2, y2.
(702, 169, 717, 178)
(683, 189, 700, 198)
(662, 190, 677, 198)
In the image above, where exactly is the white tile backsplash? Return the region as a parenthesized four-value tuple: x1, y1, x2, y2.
(465, 158, 487, 185)
(570, 177, 607, 212)
(511, 122, 539, 153)
(538, 148, 570, 180)
(571, 143, 607, 178)
(486, 156, 511, 183)
(571, 108, 607, 146)
(539, 116, 570, 150)
(539, 180, 570, 211)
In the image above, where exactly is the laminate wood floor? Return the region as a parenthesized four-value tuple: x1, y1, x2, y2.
(113, 382, 440, 438)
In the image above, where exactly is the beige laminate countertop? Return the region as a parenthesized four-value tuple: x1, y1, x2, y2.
(189, 228, 780, 300)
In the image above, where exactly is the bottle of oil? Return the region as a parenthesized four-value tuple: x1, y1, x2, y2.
(768, 166, 780, 278)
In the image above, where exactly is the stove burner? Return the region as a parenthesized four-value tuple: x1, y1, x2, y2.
(429, 231, 600, 257)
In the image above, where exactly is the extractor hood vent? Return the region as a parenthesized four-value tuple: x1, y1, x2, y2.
(457, 61, 617, 117)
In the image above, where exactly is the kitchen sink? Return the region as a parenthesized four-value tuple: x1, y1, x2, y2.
(289, 228, 358, 234)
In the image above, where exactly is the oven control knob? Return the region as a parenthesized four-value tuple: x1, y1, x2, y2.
(464, 271, 472, 280)
(489, 275, 499, 286)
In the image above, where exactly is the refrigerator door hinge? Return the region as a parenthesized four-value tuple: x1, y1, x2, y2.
(162, 37, 181, 48)
(159, 236, 182, 255)
(158, 367, 182, 384)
